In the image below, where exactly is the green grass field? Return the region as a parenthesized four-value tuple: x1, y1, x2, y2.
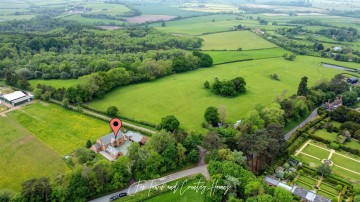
(331, 153, 360, 174)
(343, 140, 360, 151)
(61, 15, 125, 26)
(8, 102, 110, 155)
(88, 56, 344, 133)
(29, 79, 78, 89)
(302, 143, 330, 160)
(84, 3, 130, 16)
(312, 129, 338, 142)
(295, 140, 360, 181)
(150, 14, 240, 35)
(0, 115, 68, 191)
(200, 31, 278, 50)
(0, 105, 7, 112)
(202, 48, 289, 64)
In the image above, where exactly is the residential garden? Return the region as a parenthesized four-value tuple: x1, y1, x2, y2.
(276, 105, 360, 201)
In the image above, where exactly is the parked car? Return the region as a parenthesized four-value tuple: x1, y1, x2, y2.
(109, 195, 119, 201)
(119, 193, 127, 198)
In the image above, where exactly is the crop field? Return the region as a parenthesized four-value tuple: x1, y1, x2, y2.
(200, 31, 278, 50)
(88, 56, 343, 133)
(0, 115, 68, 191)
(294, 140, 360, 181)
(8, 102, 110, 155)
(202, 48, 290, 64)
(150, 14, 241, 35)
(30, 79, 78, 89)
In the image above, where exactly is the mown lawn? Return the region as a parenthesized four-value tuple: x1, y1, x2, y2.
(312, 129, 338, 142)
(302, 144, 330, 160)
(343, 140, 360, 151)
(331, 165, 360, 181)
(319, 182, 339, 196)
(29, 79, 78, 89)
(0, 116, 68, 191)
(88, 56, 344, 133)
(296, 153, 322, 167)
(331, 153, 360, 174)
(8, 102, 110, 155)
(200, 31, 278, 50)
(202, 48, 289, 64)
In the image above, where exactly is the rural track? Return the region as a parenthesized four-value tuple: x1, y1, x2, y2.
(88, 165, 209, 202)
(49, 99, 156, 134)
(284, 107, 319, 141)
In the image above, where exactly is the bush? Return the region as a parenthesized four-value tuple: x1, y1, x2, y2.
(106, 106, 119, 117)
(299, 169, 304, 175)
(330, 142, 340, 150)
(336, 184, 343, 192)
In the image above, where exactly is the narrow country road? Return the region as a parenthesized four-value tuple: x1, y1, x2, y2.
(284, 107, 319, 141)
(49, 99, 156, 134)
(88, 165, 209, 202)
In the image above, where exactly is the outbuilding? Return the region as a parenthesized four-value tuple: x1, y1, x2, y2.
(0, 91, 33, 106)
(347, 77, 358, 84)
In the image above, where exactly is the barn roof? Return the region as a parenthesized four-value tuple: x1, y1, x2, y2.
(3, 91, 26, 101)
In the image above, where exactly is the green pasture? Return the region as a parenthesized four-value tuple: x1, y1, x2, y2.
(302, 143, 330, 160)
(200, 31, 278, 50)
(0, 116, 68, 191)
(88, 56, 344, 133)
(150, 14, 240, 35)
(61, 15, 125, 26)
(30, 79, 78, 89)
(8, 102, 110, 155)
(312, 129, 338, 142)
(202, 48, 289, 64)
(84, 3, 130, 16)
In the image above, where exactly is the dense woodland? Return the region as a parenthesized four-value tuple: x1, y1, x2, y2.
(0, 17, 207, 81)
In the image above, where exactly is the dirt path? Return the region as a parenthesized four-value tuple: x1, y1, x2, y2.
(315, 176, 323, 192)
(295, 140, 311, 156)
(308, 143, 331, 152)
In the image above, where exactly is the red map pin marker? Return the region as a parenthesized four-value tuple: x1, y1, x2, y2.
(110, 118, 122, 138)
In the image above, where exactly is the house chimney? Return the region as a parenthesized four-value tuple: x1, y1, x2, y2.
(340, 96, 343, 104)
(335, 97, 339, 105)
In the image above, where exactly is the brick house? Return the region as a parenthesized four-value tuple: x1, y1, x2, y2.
(91, 131, 148, 160)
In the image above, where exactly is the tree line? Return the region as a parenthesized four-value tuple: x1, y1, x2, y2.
(31, 50, 212, 104)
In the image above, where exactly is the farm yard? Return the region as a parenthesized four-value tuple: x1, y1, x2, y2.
(0, 115, 68, 191)
(8, 102, 110, 155)
(88, 56, 344, 132)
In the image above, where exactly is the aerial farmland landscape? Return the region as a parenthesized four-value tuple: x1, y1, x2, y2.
(1, 0, 360, 201)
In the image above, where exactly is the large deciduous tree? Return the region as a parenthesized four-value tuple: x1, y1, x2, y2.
(159, 115, 180, 132)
